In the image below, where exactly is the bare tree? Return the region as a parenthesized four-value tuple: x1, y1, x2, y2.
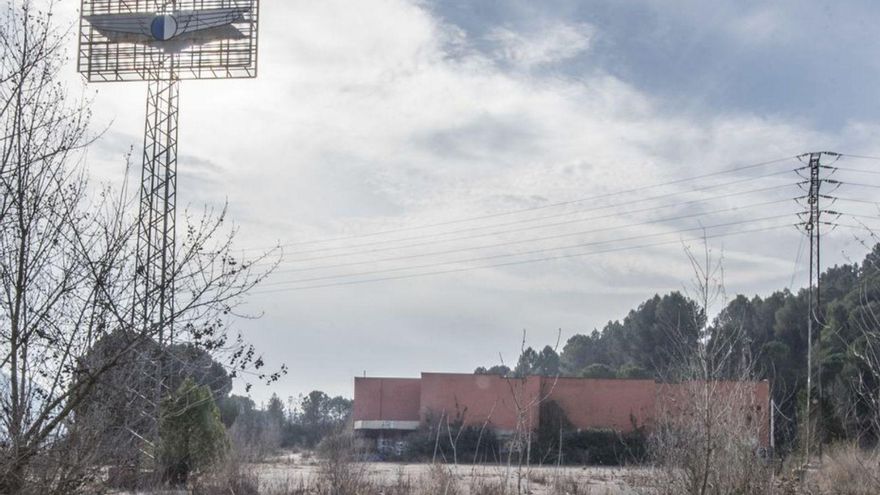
(648, 237, 772, 495)
(0, 2, 279, 493)
(499, 330, 560, 495)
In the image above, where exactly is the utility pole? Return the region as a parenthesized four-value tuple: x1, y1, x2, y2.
(798, 151, 840, 463)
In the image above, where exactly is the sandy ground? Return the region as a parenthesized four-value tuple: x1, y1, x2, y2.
(251, 452, 647, 494)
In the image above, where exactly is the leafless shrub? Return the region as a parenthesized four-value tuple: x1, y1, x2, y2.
(421, 463, 462, 495)
(386, 465, 414, 495)
(548, 473, 596, 495)
(312, 431, 378, 495)
(228, 412, 282, 462)
(466, 469, 598, 495)
(650, 382, 772, 495)
(498, 330, 562, 494)
(469, 475, 508, 495)
(190, 460, 260, 495)
(529, 470, 548, 485)
(647, 237, 773, 495)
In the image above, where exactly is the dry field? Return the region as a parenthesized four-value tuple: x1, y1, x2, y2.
(249, 452, 644, 494)
(121, 446, 880, 494)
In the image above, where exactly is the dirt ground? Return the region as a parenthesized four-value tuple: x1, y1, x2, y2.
(251, 452, 646, 494)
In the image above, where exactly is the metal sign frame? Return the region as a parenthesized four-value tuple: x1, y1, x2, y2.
(78, 0, 260, 82)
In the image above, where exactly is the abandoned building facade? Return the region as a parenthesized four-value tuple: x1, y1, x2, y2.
(353, 372, 771, 454)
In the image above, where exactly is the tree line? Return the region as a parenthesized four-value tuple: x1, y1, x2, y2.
(475, 243, 880, 451)
(226, 390, 352, 454)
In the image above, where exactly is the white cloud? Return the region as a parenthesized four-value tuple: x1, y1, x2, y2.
(56, 0, 880, 399)
(485, 21, 594, 69)
(725, 7, 793, 45)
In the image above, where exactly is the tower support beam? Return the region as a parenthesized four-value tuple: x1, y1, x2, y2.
(131, 60, 179, 455)
(134, 64, 179, 340)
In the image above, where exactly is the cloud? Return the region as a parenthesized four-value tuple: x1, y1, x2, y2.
(186, 1, 873, 398)
(485, 21, 594, 69)
(725, 7, 792, 45)
(58, 0, 880, 399)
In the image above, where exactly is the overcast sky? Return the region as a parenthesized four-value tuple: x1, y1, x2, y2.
(58, 0, 880, 403)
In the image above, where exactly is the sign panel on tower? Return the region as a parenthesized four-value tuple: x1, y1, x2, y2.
(78, 0, 259, 81)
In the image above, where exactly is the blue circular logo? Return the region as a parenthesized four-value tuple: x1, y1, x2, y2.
(150, 15, 178, 41)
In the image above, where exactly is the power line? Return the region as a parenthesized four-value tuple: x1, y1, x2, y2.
(238, 155, 798, 252)
(845, 213, 880, 222)
(272, 173, 799, 264)
(839, 224, 880, 232)
(246, 153, 877, 293)
(279, 171, 798, 260)
(252, 223, 794, 294)
(273, 197, 798, 275)
(243, 152, 879, 293)
(259, 214, 795, 289)
(833, 167, 880, 176)
(840, 153, 880, 161)
(837, 181, 880, 189)
(788, 233, 806, 289)
(829, 197, 880, 206)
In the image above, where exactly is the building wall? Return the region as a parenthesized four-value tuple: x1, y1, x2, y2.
(353, 377, 421, 422)
(543, 377, 656, 432)
(656, 380, 771, 447)
(354, 374, 771, 447)
(419, 373, 541, 433)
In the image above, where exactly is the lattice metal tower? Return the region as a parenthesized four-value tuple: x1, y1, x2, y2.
(796, 151, 841, 462)
(77, 0, 260, 458)
(136, 56, 180, 341)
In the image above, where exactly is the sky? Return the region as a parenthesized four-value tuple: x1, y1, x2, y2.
(55, 0, 880, 402)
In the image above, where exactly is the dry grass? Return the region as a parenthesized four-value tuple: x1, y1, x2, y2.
(804, 444, 880, 495)
(121, 442, 880, 495)
(186, 458, 630, 494)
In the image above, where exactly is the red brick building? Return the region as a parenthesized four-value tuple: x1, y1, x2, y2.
(353, 372, 771, 449)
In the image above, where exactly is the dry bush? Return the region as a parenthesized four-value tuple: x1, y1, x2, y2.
(192, 459, 309, 495)
(191, 457, 620, 495)
(806, 444, 880, 495)
(313, 431, 379, 495)
(190, 463, 260, 495)
(382, 466, 414, 495)
(548, 473, 596, 495)
(229, 413, 283, 462)
(529, 470, 549, 485)
(650, 408, 772, 495)
(469, 476, 508, 495)
(647, 239, 773, 495)
(419, 464, 462, 495)
(467, 470, 599, 495)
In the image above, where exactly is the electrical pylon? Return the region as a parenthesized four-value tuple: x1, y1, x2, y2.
(797, 151, 841, 463)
